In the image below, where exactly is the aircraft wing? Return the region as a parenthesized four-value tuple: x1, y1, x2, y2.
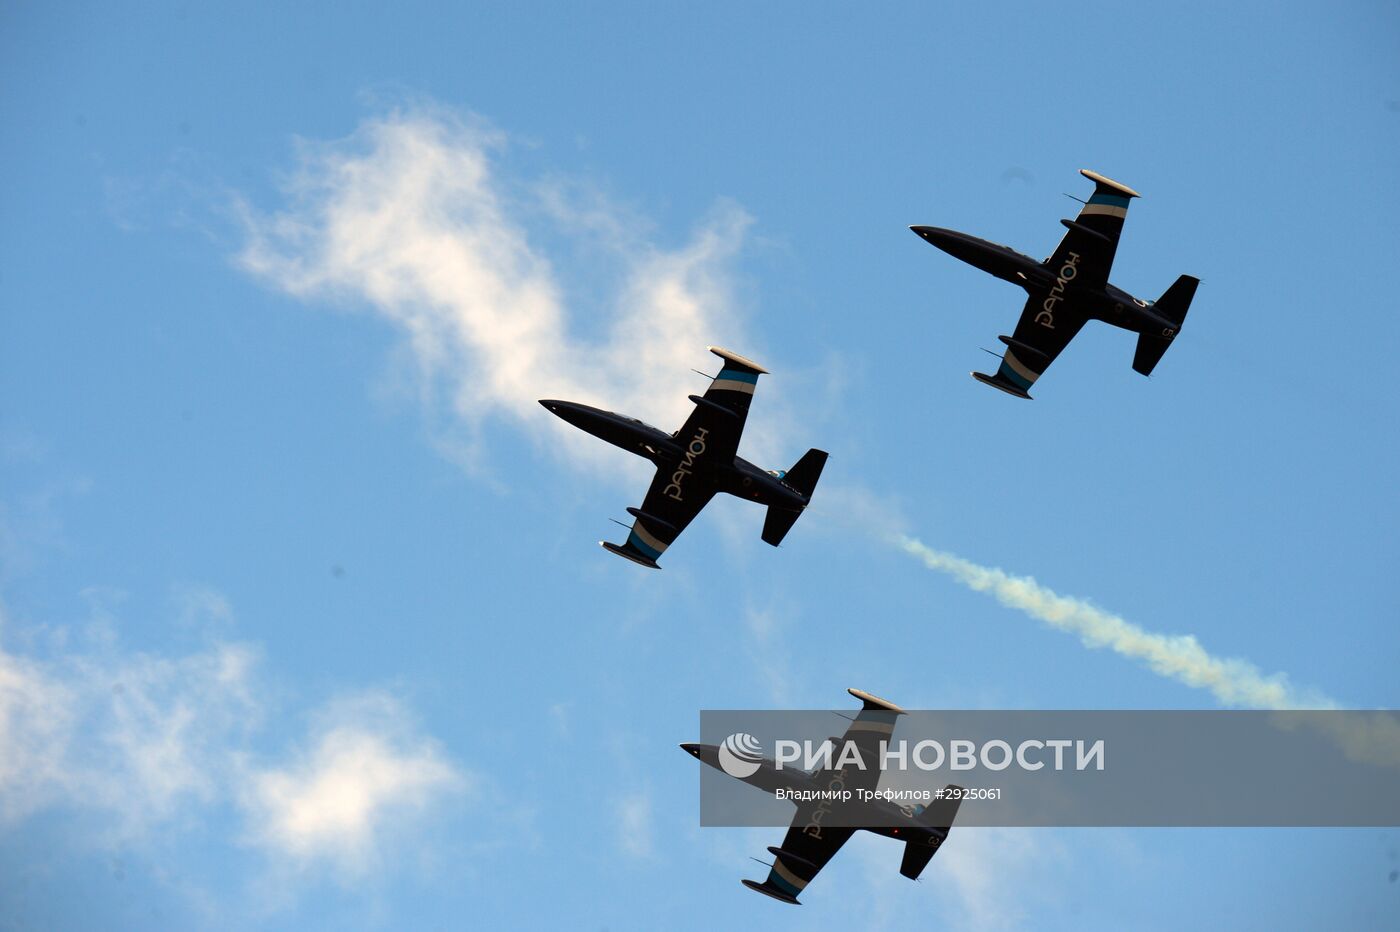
(1046, 168, 1141, 291)
(604, 470, 716, 568)
(601, 347, 768, 567)
(743, 689, 904, 903)
(808, 688, 905, 798)
(671, 346, 768, 466)
(979, 171, 1138, 398)
(602, 348, 767, 567)
(741, 690, 917, 903)
(974, 293, 1090, 398)
(744, 822, 855, 904)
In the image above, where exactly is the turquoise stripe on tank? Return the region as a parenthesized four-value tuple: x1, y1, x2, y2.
(627, 529, 662, 560)
(1088, 192, 1131, 208)
(768, 871, 803, 897)
(997, 358, 1034, 390)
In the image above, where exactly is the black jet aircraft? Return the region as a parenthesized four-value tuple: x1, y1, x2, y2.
(540, 347, 827, 568)
(682, 688, 963, 905)
(911, 169, 1199, 398)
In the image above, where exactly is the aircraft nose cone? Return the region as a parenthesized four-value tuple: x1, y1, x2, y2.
(909, 225, 968, 257)
(539, 399, 611, 436)
(680, 743, 702, 756)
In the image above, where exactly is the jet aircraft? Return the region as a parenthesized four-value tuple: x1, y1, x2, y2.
(540, 347, 827, 568)
(911, 169, 1199, 398)
(681, 688, 962, 905)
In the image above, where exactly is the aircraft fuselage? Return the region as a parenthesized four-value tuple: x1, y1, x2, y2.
(679, 742, 945, 846)
(539, 400, 807, 510)
(911, 226, 1178, 338)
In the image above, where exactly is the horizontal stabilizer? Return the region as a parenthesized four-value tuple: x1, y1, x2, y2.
(971, 371, 1032, 400)
(900, 839, 938, 881)
(741, 878, 801, 905)
(899, 785, 964, 880)
(899, 835, 945, 881)
(1133, 274, 1198, 377)
(762, 507, 802, 547)
(1132, 334, 1172, 377)
(600, 540, 660, 569)
(761, 448, 827, 547)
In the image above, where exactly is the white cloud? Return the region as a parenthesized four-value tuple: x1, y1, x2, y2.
(0, 596, 467, 876)
(743, 606, 797, 706)
(924, 828, 1047, 930)
(834, 827, 1062, 932)
(237, 108, 771, 471)
(0, 625, 259, 832)
(241, 694, 465, 874)
(85, 640, 260, 830)
(615, 788, 655, 859)
(0, 474, 91, 585)
(0, 644, 76, 821)
(170, 583, 234, 631)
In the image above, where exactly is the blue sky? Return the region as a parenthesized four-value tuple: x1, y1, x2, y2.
(2, 2, 1398, 928)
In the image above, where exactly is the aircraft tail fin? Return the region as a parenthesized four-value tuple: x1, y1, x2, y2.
(899, 785, 964, 881)
(1132, 274, 1199, 377)
(783, 448, 827, 500)
(1155, 274, 1199, 328)
(760, 449, 827, 547)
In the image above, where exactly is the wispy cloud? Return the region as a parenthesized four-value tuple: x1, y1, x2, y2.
(241, 693, 466, 875)
(91, 640, 261, 831)
(925, 827, 1050, 930)
(0, 641, 77, 822)
(170, 583, 235, 632)
(615, 788, 655, 859)
(829, 827, 1061, 932)
(237, 107, 774, 471)
(898, 535, 1338, 709)
(0, 596, 468, 873)
(0, 624, 260, 831)
(743, 605, 797, 706)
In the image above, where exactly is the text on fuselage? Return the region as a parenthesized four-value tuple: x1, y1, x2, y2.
(665, 427, 710, 501)
(1035, 252, 1081, 329)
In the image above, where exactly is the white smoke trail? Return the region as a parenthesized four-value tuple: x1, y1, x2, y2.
(897, 535, 1339, 710)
